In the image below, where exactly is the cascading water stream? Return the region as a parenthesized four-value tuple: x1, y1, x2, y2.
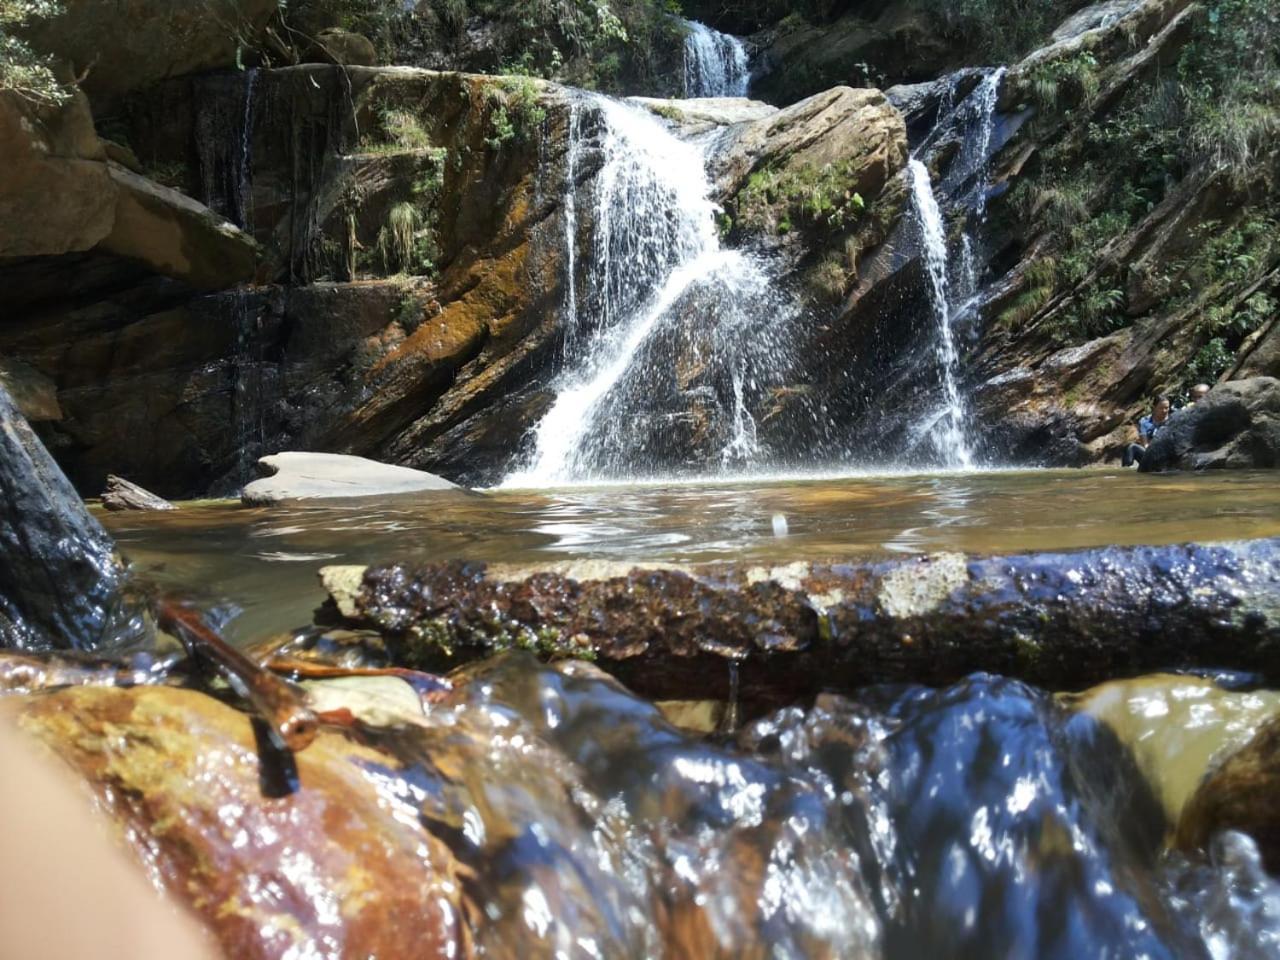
(195, 68, 259, 231)
(682, 20, 750, 98)
(904, 67, 1006, 469)
(942, 67, 1006, 305)
(504, 95, 797, 487)
(909, 159, 975, 469)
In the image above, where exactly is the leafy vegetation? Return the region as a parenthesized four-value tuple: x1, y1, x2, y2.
(735, 158, 867, 236)
(997, 0, 1280, 350)
(484, 75, 547, 150)
(913, 0, 1080, 63)
(0, 0, 69, 104)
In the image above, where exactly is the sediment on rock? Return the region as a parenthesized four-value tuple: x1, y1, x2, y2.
(318, 538, 1280, 711)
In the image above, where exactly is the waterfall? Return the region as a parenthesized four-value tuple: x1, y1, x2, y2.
(940, 67, 1006, 305)
(908, 159, 974, 470)
(902, 66, 1006, 469)
(558, 99, 584, 358)
(682, 20, 750, 98)
(231, 290, 266, 485)
(504, 96, 798, 487)
(194, 68, 259, 231)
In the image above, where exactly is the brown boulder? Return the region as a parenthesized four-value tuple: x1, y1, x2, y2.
(712, 85, 908, 207)
(0, 90, 116, 257)
(16, 686, 468, 960)
(18, 0, 281, 104)
(1176, 715, 1280, 874)
(308, 28, 379, 66)
(0, 91, 258, 288)
(100, 162, 261, 290)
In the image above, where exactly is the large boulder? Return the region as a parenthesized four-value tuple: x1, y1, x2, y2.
(0, 90, 115, 258)
(1140, 377, 1280, 471)
(711, 85, 908, 208)
(0, 384, 141, 651)
(15, 685, 469, 959)
(17, 0, 281, 105)
(750, 5, 956, 105)
(100, 163, 261, 291)
(0, 91, 259, 288)
(242, 451, 462, 504)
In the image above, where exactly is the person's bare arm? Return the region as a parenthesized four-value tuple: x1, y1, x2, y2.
(0, 721, 220, 960)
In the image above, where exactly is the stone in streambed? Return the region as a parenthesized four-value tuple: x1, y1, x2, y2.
(0, 384, 141, 652)
(1176, 714, 1280, 874)
(15, 686, 468, 959)
(101, 474, 175, 512)
(319, 540, 1280, 706)
(241, 451, 462, 505)
(1066, 674, 1280, 826)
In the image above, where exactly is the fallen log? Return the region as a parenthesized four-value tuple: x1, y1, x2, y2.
(101, 474, 175, 512)
(319, 539, 1280, 708)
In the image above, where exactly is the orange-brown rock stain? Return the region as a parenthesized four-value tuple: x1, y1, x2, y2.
(18, 686, 469, 960)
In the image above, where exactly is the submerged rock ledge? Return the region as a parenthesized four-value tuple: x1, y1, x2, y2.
(320, 537, 1280, 708)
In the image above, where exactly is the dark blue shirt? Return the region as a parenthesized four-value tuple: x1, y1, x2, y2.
(1138, 415, 1166, 442)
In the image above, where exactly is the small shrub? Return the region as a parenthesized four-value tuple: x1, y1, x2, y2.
(378, 201, 422, 274)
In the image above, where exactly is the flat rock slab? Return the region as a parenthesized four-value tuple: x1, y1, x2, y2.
(319, 538, 1280, 708)
(242, 452, 462, 505)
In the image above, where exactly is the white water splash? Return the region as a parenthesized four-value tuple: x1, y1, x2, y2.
(561, 99, 583, 351)
(908, 159, 975, 470)
(504, 96, 797, 487)
(682, 20, 750, 98)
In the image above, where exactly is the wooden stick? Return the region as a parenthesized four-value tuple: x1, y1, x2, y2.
(156, 599, 319, 753)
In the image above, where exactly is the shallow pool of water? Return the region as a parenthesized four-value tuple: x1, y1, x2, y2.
(102, 468, 1280, 646)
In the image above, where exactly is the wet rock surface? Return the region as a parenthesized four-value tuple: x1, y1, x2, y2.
(1177, 715, 1280, 875)
(15, 685, 468, 960)
(1141, 377, 1280, 472)
(1066, 675, 1280, 825)
(6, 653, 1264, 959)
(320, 538, 1280, 708)
(0, 384, 143, 652)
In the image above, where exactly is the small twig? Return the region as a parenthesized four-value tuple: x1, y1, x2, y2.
(156, 598, 319, 753)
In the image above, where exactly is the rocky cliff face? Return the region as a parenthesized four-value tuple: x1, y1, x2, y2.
(2, 0, 1277, 490)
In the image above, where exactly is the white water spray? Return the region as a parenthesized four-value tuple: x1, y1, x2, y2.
(908, 159, 975, 469)
(504, 96, 796, 487)
(682, 20, 750, 98)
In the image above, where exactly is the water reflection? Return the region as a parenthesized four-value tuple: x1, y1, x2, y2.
(102, 469, 1280, 646)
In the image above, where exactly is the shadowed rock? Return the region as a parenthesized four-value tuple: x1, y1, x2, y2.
(1141, 377, 1280, 471)
(319, 538, 1280, 710)
(0, 384, 143, 651)
(1177, 714, 1280, 874)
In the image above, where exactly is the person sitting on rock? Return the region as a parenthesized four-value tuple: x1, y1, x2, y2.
(1190, 383, 1211, 404)
(1121, 395, 1171, 467)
